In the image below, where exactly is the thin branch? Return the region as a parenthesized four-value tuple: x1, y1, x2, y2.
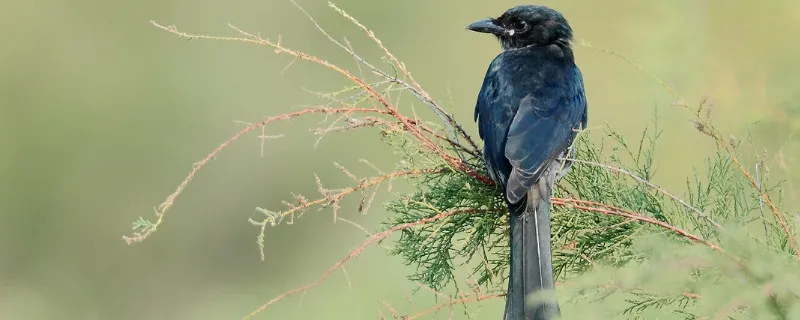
(565, 158, 723, 230)
(251, 168, 441, 260)
(130, 18, 493, 244)
(326, 2, 480, 154)
(552, 198, 725, 254)
(584, 41, 799, 260)
(242, 207, 490, 320)
(406, 293, 504, 319)
(123, 107, 384, 244)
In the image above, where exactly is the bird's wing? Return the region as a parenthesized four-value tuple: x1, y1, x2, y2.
(475, 53, 587, 204)
(475, 57, 515, 188)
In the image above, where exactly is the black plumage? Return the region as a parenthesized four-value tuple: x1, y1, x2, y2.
(467, 5, 587, 320)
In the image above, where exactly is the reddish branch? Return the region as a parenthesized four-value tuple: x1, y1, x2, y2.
(130, 19, 493, 244)
(241, 208, 490, 320)
(552, 198, 725, 254)
(405, 293, 504, 319)
(123, 107, 388, 245)
(715, 134, 799, 260)
(584, 42, 798, 260)
(252, 167, 442, 261)
(227, 23, 489, 184)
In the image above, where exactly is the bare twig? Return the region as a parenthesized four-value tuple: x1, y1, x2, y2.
(552, 198, 725, 254)
(250, 168, 441, 260)
(564, 158, 723, 230)
(583, 41, 799, 260)
(326, 2, 479, 154)
(406, 293, 504, 319)
(242, 207, 490, 320)
(129, 17, 492, 244)
(123, 107, 385, 244)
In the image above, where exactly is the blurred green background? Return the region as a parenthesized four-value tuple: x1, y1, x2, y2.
(1, 0, 799, 319)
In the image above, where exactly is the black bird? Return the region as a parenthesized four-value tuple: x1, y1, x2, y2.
(467, 5, 587, 320)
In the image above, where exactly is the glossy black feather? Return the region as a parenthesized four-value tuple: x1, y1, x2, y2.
(475, 45, 586, 205)
(469, 5, 587, 320)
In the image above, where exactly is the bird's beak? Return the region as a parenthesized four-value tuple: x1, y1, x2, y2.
(466, 18, 505, 36)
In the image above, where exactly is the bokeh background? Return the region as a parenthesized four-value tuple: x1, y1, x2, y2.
(2, 0, 799, 319)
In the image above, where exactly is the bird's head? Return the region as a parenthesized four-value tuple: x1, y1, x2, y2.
(467, 5, 573, 50)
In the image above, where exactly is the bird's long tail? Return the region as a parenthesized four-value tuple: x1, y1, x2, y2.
(503, 177, 560, 320)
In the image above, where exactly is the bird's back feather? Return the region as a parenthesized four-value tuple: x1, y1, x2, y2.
(474, 42, 587, 320)
(475, 44, 586, 204)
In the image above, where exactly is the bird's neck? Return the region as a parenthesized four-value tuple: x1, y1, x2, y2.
(506, 40, 574, 61)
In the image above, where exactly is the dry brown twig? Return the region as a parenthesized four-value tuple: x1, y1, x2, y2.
(406, 293, 504, 320)
(124, 13, 489, 244)
(564, 158, 723, 230)
(122, 106, 388, 245)
(552, 198, 725, 254)
(687, 101, 799, 260)
(241, 207, 491, 320)
(250, 167, 440, 261)
(580, 42, 799, 260)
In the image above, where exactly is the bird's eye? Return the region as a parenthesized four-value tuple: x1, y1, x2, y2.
(512, 20, 528, 31)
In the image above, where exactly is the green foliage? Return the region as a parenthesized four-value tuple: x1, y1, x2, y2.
(383, 109, 800, 319)
(385, 166, 506, 290)
(131, 216, 156, 231)
(552, 120, 666, 279)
